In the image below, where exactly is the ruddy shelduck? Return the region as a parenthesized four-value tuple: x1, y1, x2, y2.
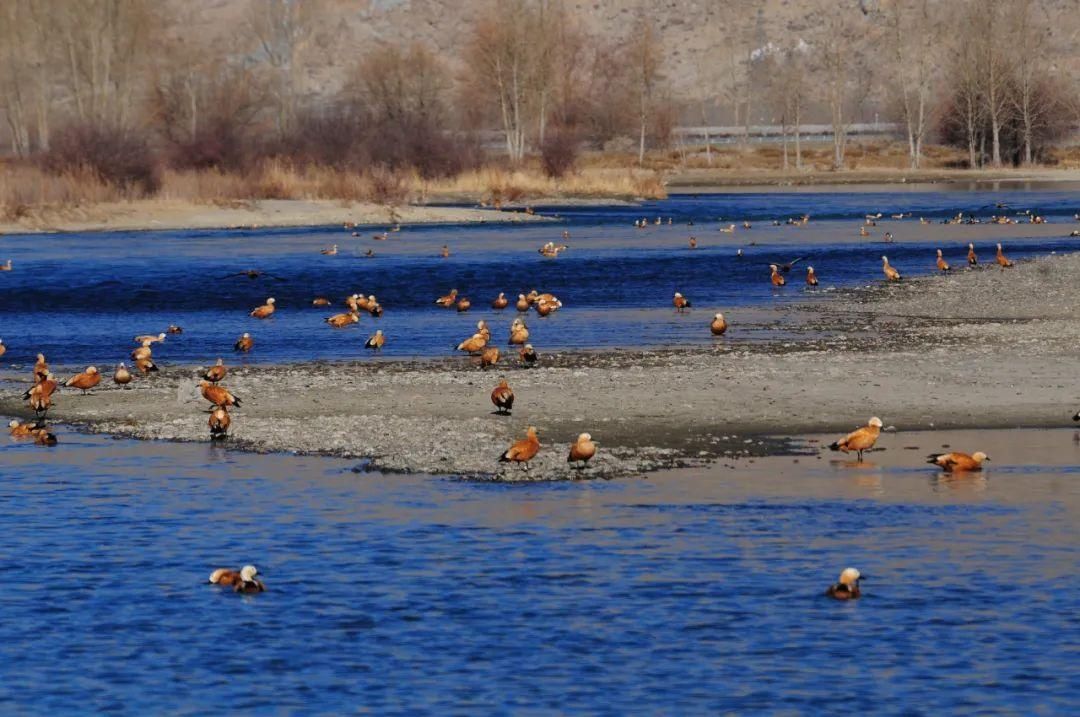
(167, 325, 183, 334)
(457, 332, 488, 354)
(710, 313, 727, 336)
(936, 249, 951, 273)
(234, 333, 253, 353)
(480, 346, 500, 368)
(250, 297, 276, 319)
(456, 297, 471, 313)
(828, 417, 884, 461)
(568, 433, 597, 468)
(366, 296, 382, 317)
(491, 379, 514, 415)
(199, 380, 241, 408)
(770, 264, 786, 287)
(806, 266, 819, 286)
(440, 245, 450, 258)
(499, 426, 540, 469)
(476, 320, 491, 341)
(312, 297, 331, 307)
(673, 292, 691, 312)
(492, 292, 509, 310)
(33, 353, 48, 383)
(131, 341, 153, 361)
(0, 259, 11, 271)
(881, 256, 902, 282)
(209, 406, 231, 440)
(23, 373, 58, 415)
(134, 357, 158, 374)
(203, 358, 227, 383)
(8, 419, 34, 438)
(114, 362, 133, 387)
(326, 312, 360, 328)
(209, 564, 265, 593)
(515, 294, 530, 312)
(364, 329, 385, 350)
(509, 320, 529, 345)
(134, 332, 166, 345)
(0, 338, 5, 358)
(65, 366, 100, 394)
(967, 243, 977, 266)
(435, 289, 458, 307)
(996, 243, 1013, 269)
(926, 451, 989, 472)
(321, 244, 338, 255)
(33, 428, 58, 446)
(826, 568, 862, 600)
(688, 237, 697, 249)
(519, 344, 538, 366)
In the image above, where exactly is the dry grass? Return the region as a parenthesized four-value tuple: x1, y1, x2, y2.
(3, 141, 1076, 225)
(662, 140, 972, 173)
(1, 159, 667, 222)
(416, 165, 667, 204)
(0, 163, 129, 220)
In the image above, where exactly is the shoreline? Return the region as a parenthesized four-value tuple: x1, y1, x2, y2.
(666, 167, 1080, 189)
(2, 166, 1079, 236)
(4, 251, 1078, 480)
(0, 198, 550, 236)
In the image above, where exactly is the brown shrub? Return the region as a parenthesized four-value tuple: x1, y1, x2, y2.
(43, 124, 161, 196)
(540, 131, 579, 178)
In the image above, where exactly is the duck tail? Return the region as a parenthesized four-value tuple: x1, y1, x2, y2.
(926, 454, 942, 464)
(828, 441, 843, 452)
(498, 451, 511, 463)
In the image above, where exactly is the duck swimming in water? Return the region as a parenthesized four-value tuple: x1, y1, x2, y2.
(826, 567, 862, 600)
(208, 564, 265, 593)
(926, 451, 989, 472)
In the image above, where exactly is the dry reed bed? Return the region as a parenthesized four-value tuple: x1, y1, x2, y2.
(1, 160, 668, 223)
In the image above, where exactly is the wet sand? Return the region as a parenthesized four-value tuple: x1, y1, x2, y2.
(0, 198, 547, 235)
(3, 246, 1077, 480)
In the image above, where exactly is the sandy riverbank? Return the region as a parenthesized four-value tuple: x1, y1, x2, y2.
(668, 167, 1080, 188)
(0, 198, 549, 236)
(3, 249, 1078, 480)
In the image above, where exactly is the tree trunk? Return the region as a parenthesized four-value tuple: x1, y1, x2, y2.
(781, 116, 789, 171)
(638, 114, 646, 165)
(701, 100, 711, 165)
(990, 120, 1001, 167)
(794, 103, 802, 169)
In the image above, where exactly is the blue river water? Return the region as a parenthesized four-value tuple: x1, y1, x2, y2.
(1, 187, 1079, 712)
(0, 427, 1077, 713)
(0, 187, 1077, 368)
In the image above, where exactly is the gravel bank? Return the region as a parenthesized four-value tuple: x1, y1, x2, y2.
(3, 251, 1078, 480)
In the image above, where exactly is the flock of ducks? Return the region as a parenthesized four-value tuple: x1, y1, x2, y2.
(207, 559, 862, 598)
(6, 209, 1077, 468)
(6, 210, 1079, 602)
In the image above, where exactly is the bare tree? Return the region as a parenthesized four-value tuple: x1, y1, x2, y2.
(246, 0, 315, 138)
(463, 1, 537, 163)
(885, 0, 939, 169)
(970, 0, 1011, 167)
(627, 12, 663, 165)
(52, 0, 157, 130)
(1008, 0, 1050, 165)
(768, 46, 807, 171)
(814, 10, 857, 169)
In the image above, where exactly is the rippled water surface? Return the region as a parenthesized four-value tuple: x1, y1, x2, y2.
(0, 188, 1077, 367)
(1, 427, 1078, 713)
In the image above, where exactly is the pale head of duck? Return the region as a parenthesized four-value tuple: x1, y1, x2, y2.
(838, 567, 861, 587)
